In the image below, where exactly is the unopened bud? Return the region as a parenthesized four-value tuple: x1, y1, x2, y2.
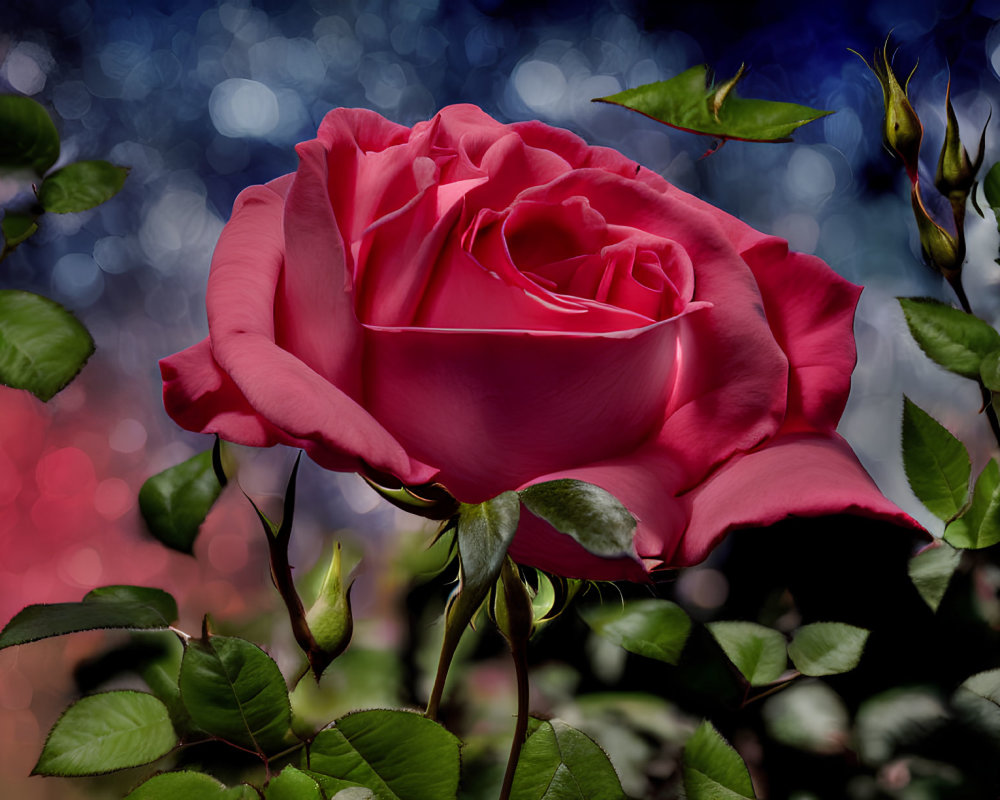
(935, 80, 986, 202)
(305, 542, 353, 677)
(911, 187, 964, 279)
(855, 39, 923, 182)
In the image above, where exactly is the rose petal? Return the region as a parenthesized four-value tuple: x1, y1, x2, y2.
(520, 169, 789, 485)
(363, 314, 702, 501)
(205, 184, 435, 483)
(279, 139, 362, 396)
(739, 238, 861, 432)
(160, 338, 293, 447)
(674, 432, 923, 566)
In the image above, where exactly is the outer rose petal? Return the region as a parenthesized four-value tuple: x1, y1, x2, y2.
(675, 432, 922, 566)
(161, 338, 295, 447)
(740, 238, 860, 432)
(171, 183, 436, 484)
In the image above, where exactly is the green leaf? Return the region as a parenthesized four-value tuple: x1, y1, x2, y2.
(945, 459, 1000, 549)
(301, 772, 373, 798)
(682, 720, 756, 799)
(983, 161, 1000, 213)
(706, 621, 788, 685)
(908, 539, 962, 610)
(509, 718, 624, 800)
(427, 492, 520, 718)
(981, 351, 1000, 392)
(266, 766, 323, 800)
(1, 211, 39, 251)
(178, 634, 291, 755)
(0, 94, 60, 174)
(0, 289, 93, 401)
(308, 710, 461, 800)
(33, 691, 176, 776)
(0, 585, 178, 649)
(519, 479, 637, 559)
(901, 396, 971, 521)
(594, 64, 831, 143)
(787, 622, 869, 676)
(125, 771, 260, 799)
(898, 297, 1000, 379)
(139, 448, 224, 554)
(38, 159, 128, 213)
(580, 598, 691, 665)
(761, 681, 850, 755)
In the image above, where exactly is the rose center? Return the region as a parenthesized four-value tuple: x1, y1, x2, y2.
(468, 195, 693, 322)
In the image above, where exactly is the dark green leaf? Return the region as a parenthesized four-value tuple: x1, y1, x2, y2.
(580, 598, 691, 665)
(945, 459, 1000, 549)
(706, 621, 788, 685)
(125, 771, 260, 799)
(983, 161, 1000, 213)
(0, 289, 93, 401)
(682, 720, 756, 799)
(954, 669, 1000, 740)
(33, 691, 176, 776)
(908, 539, 962, 610)
(981, 351, 1000, 392)
(898, 297, 1000, 379)
(139, 448, 224, 554)
(266, 766, 323, 800)
(509, 718, 624, 800)
(427, 492, 520, 718)
(1, 212, 39, 251)
(594, 64, 831, 143)
(787, 623, 869, 676)
(308, 710, 461, 800)
(901, 396, 971, 521)
(178, 634, 291, 755)
(0, 94, 60, 174)
(0, 585, 178, 649)
(519, 479, 637, 559)
(38, 159, 128, 213)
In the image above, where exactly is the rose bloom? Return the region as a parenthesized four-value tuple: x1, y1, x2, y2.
(162, 104, 916, 581)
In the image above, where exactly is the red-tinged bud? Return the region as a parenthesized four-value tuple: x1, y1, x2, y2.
(935, 79, 987, 203)
(911, 187, 964, 280)
(854, 38, 923, 183)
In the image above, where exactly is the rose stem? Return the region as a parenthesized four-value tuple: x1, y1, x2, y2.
(498, 559, 534, 800)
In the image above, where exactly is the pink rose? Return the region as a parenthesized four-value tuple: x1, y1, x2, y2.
(161, 104, 916, 581)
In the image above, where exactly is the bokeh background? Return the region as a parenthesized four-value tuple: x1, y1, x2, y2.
(3, 0, 1000, 797)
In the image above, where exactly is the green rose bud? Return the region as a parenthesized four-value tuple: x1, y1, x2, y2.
(911, 187, 964, 280)
(935, 80, 986, 203)
(305, 542, 354, 677)
(855, 38, 923, 182)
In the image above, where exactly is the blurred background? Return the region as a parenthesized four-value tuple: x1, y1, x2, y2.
(2, 0, 1000, 797)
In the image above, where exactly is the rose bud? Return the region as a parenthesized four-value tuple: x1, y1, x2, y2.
(911, 187, 964, 280)
(934, 80, 986, 205)
(856, 39, 923, 183)
(305, 543, 353, 675)
(161, 104, 920, 581)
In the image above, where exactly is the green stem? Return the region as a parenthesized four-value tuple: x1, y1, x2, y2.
(498, 634, 530, 800)
(497, 559, 535, 800)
